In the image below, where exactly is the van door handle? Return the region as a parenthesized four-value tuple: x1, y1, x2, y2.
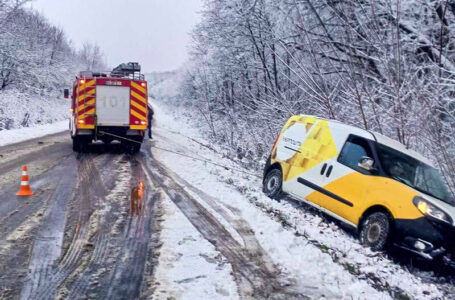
(326, 165, 333, 178)
(320, 163, 328, 175)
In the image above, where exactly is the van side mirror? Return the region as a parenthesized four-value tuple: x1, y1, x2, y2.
(358, 156, 375, 171)
(64, 89, 69, 99)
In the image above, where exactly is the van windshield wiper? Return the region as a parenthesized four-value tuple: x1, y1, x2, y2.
(411, 185, 440, 201)
(393, 177, 455, 205)
(392, 176, 435, 198)
(392, 176, 414, 188)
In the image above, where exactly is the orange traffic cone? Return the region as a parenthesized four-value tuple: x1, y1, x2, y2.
(16, 165, 34, 196)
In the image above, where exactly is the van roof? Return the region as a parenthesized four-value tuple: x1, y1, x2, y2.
(370, 132, 434, 167)
(299, 114, 434, 167)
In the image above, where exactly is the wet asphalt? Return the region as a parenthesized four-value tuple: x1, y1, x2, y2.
(0, 133, 160, 299)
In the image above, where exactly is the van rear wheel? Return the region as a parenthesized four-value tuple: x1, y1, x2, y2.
(263, 168, 283, 200)
(360, 212, 390, 251)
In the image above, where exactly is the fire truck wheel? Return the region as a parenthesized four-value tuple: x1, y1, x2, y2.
(122, 140, 141, 154)
(72, 137, 88, 152)
(72, 137, 81, 152)
(131, 143, 141, 154)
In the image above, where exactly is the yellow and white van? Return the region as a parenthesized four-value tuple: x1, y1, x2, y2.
(263, 115, 455, 260)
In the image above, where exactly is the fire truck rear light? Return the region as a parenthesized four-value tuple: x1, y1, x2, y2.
(141, 82, 146, 87)
(140, 121, 147, 125)
(78, 120, 85, 124)
(80, 79, 85, 84)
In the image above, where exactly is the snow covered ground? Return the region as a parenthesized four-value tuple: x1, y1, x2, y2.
(149, 99, 453, 299)
(0, 90, 68, 131)
(0, 119, 68, 147)
(0, 90, 69, 147)
(152, 193, 239, 300)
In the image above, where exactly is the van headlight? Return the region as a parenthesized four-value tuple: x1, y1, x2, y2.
(413, 197, 452, 225)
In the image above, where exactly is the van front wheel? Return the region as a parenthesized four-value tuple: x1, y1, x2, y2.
(263, 169, 283, 200)
(360, 212, 390, 251)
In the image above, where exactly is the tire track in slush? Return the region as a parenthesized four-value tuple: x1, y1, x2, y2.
(20, 155, 78, 299)
(33, 154, 115, 299)
(65, 154, 157, 300)
(64, 156, 133, 299)
(0, 142, 70, 180)
(105, 157, 157, 299)
(34, 153, 118, 299)
(20, 153, 111, 299)
(138, 150, 308, 300)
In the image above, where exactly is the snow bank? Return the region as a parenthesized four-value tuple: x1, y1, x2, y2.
(0, 120, 68, 147)
(152, 103, 389, 299)
(0, 89, 69, 146)
(0, 90, 68, 130)
(151, 100, 450, 299)
(153, 193, 239, 300)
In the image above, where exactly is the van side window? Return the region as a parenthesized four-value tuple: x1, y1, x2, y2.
(338, 136, 374, 174)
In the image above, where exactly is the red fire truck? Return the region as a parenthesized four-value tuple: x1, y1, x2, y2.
(64, 63, 149, 153)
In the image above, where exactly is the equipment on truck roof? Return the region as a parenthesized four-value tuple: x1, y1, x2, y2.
(79, 71, 107, 78)
(77, 63, 144, 81)
(112, 62, 141, 77)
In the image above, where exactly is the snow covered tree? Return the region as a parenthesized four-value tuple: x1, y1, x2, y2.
(0, 2, 106, 129)
(182, 0, 455, 191)
(78, 42, 105, 71)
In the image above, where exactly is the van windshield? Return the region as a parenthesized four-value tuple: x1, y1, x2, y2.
(376, 144, 454, 206)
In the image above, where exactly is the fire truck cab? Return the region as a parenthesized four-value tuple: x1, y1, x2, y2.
(65, 63, 149, 153)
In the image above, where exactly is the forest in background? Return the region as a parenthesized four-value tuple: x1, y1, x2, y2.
(179, 0, 455, 191)
(0, 0, 104, 130)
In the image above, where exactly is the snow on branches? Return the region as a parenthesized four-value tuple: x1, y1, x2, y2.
(180, 0, 455, 191)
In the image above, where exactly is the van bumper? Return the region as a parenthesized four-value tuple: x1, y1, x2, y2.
(394, 217, 455, 260)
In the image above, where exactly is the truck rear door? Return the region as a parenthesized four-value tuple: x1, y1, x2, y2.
(96, 85, 130, 126)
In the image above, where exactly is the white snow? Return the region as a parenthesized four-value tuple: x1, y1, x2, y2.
(152, 192, 239, 300)
(178, 184, 246, 248)
(0, 120, 68, 147)
(150, 96, 447, 299)
(0, 89, 69, 147)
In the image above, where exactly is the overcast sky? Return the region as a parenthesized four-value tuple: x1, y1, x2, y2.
(28, 0, 203, 73)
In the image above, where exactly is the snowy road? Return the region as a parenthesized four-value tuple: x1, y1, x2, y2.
(0, 134, 159, 299)
(0, 130, 304, 299)
(0, 106, 453, 299)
